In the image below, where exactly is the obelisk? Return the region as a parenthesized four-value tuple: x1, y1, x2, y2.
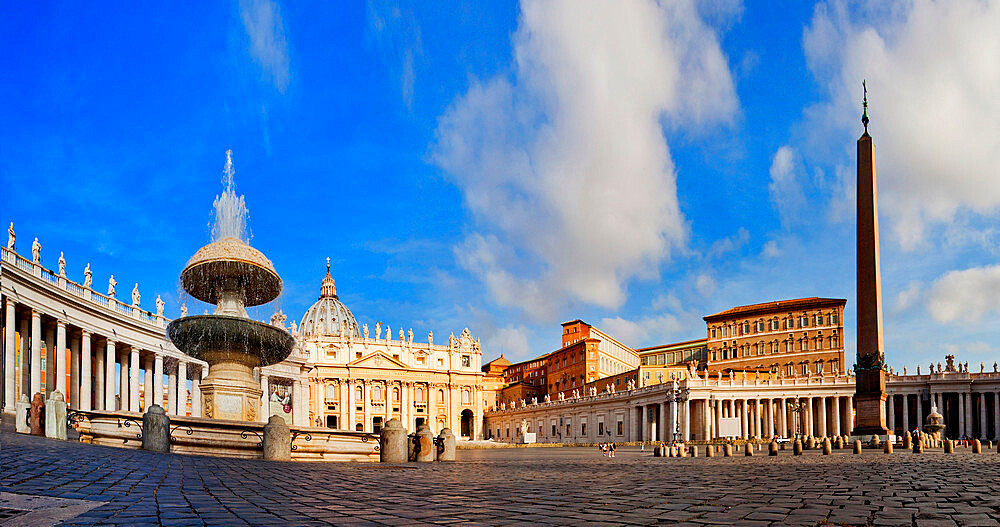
(852, 81, 889, 438)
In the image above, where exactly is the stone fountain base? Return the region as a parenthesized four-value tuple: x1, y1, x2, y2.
(200, 361, 262, 422)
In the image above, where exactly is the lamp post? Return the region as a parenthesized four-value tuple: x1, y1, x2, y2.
(790, 400, 806, 440)
(667, 381, 689, 443)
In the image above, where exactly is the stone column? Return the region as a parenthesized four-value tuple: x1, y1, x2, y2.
(55, 320, 67, 396)
(30, 310, 41, 397)
(46, 323, 55, 394)
(663, 400, 673, 441)
(959, 392, 966, 438)
(703, 399, 711, 441)
(143, 354, 153, 411)
(818, 397, 827, 437)
(4, 298, 15, 410)
(994, 391, 1000, 441)
(19, 317, 29, 399)
(740, 400, 748, 439)
(805, 397, 814, 437)
(167, 364, 177, 415)
(832, 396, 841, 437)
(902, 394, 910, 434)
(682, 398, 690, 441)
(780, 398, 788, 437)
(80, 332, 91, 411)
(105, 340, 116, 411)
(153, 354, 163, 409)
(129, 347, 140, 411)
(348, 382, 356, 431)
(260, 373, 269, 422)
(69, 331, 80, 409)
(94, 338, 104, 411)
(714, 398, 722, 440)
(293, 379, 304, 426)
(886, 394, 895, 433)
(979, 393, 986, 440)
(118, 349, 128, 411)
(764, 399, 773, 438)
(177, 361, 187, 416)
(752, 399, 761, 438)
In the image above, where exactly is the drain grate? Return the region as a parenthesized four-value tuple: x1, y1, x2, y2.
(0, 507, 28, 520)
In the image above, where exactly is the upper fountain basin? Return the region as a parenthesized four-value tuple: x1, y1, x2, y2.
(167, 315, 295, 367)
(180, 237, 281, 306)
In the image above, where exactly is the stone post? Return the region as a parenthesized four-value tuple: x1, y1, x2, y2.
(902, 431, 912, 450)
(769, 440, 778, 456)
(913, 439, 923, 454)
(689, 445, 698, 458)
(30, 392, 44, 435)
(705, 445, 714, 457)
(15, 394, 30, 433)
(153, 354, 164, 409)
(262, 415, 291, 461)
(45, 391, 66, 440)
(744, 442, 753, 456)
(379, 418, 408, 463)
(972, 439, 982, 454)
(436, 428, 456, 461)
(822, 437, 831, 455)
(142, 404, 170, 453)
(853, 439, 863, 454)
(415, 423, 435, 462)
(944, 439, 954, 454)
(793, 439, 802, 455)
(884, 440, 893, 454)
(723, 443, 732, 457)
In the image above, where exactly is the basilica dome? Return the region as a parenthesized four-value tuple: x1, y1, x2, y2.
(299, 260, 359, 339)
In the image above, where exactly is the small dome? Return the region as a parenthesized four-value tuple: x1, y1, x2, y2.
(299, 259, 359, 339)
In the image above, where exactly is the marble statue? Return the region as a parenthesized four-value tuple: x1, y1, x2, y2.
(180, 302, 188, 317)
(428, 331, 433, 345)
(399, 328, 404, 342)
(58, 252, 66, 276)
(994, 362, 998, 372)
(131, 284, 140, 306)
(290, 320, 297, 334)
(917, 365, 921, 375)
(107, 275, 117, 297)
(520, 419, 529, 436)
(363, 323, 369, 339)
(156, 295, 165, 317)
(558, 392, 565, 401)
(981, 362, 985, 373)
(83, 263, 92, 288)
(269, 309, 286, 328)
(6, 222, 13, 250)
(408, 328, 413, 344)
(903, 367, 907, 375)
(386, 325, 391, 342)
(375, 322, 381, 340)
(32, 237, 41, 263)
(544, 394, 550, 403)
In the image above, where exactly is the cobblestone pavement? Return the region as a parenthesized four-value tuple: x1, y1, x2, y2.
(2, 429, 1000, 526)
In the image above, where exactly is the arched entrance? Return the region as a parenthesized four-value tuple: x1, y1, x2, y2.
(460, 409, 474, 438)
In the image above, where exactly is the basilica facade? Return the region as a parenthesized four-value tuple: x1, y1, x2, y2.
(294, 263, 486, 438)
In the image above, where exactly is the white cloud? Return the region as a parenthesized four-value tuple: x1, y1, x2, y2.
(761, 240, 781, 258)
(892, 280, 922, 314)
(926, 264, 1000, 323)
(599, 312, 689, 349)
(240, 0, 290, 92)
(802, 0, 1000, 249)
(695, 273, 716, 297)
(709, 226, 749, 257)
(485, 325, 533, 359)
(366, 1, 424, 108)
(768, 145, 806, 228)
(432, 0, 738, 319)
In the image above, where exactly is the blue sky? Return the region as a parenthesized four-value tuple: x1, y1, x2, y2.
(3, 1, 999, 372)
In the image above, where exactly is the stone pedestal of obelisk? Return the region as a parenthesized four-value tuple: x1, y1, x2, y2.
(852, 87, 890, 440)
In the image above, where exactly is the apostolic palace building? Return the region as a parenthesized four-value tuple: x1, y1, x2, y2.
(2, 223, 1000, 446)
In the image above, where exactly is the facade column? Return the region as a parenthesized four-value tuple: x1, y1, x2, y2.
(129, 347, 139, 411)
(292, 379, 303, 426)
(30, 311, 41, 397)
(740, 400, 748, 439)
(348, 382, 356, 431)
(714, 398, 722, 440)
(69, 331, 80, 408)
(153, 354, 163, 409)
(661, 401, 671, 442)
(994, 391, 1000, 441)
(780, 398, 788, 437)
(193, 368, 205, 417)
(886, 394, 895, 433)
(143, 354, 153, 411)
(979, 393, 987, 439)
(260, 373, 269, 422)
(764, 399, 773, 438)
(94, 339, 104, 410)
(118, 349, 127, 411)
(917, 393, 924, 432)
(80, 332, 91, 411)
(104, 341, 116, 410)
(167, 364, 177, 415)
(177, 361, 187, 416)
(55, 320, 67, 396)
(832, 396, 841, 437)
(805, 397, 814, 437)
(958, 392, 966, 438)
(818, 396, 828, 437)
(902, 394, 910, 434)
(18, 317, 28, 399)
(46, 323, 55, 394)
(682, 398, 690, 441)
(702, 399, 711, 441)
(3, 298, 14, 410)
(752, 399, 761, 438)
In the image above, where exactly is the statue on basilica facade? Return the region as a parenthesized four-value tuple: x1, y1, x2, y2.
(107, 275, 117, 297)
(156, 295, 165, 317)
(83, 263, 92, 288)
(408, 328, 413, 344)
(399, 328, 404, 342)
(180, 302, 188, 318)
(131, 284, 141, 306)
(428, 330, 433, 345)
(6, 222, 13, 250)
(363, 323, 369, 339)
(375, 322, 381, 340)
(58, 252, 66, 276)
(290, 320, 297, 334)
(32, 237, 41, 263)
(386, 325, 391, 342)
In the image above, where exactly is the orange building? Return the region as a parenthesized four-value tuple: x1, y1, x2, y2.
(703, 297, 846, 376)
(547, 321, 639, 400)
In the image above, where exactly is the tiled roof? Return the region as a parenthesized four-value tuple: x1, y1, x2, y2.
(704, 297, 846, 321)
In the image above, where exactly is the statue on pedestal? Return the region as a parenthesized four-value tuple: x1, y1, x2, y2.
(107, 275, 117, 297)
(428, 331, 433, 345)
(58, 252, 66, 276)
(131, 284, 141, 306)
(408, 328, 414, 344)
(363, 323, 369, 339)
(83, 263, 92, 288)
(180, 302, 188, 318)
(156, 295, 165, 317)
(6, 222, 13, 250)
(32, 237, 41, 263)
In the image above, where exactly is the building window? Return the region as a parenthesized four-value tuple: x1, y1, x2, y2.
(326, 384, 337, 400)
(832, 313, 839, 324)
(462, 389, 470, 404)
(552, 425, 557, 435)
(373, 385, 383, 401)
(355, 386, 363, 401)
(415, 387, 424, 402)
(711, 328, 716, 338)
(438, 389, 444, 401)
(581, 423, 586, 435)
(617, 421, 624, 435)
(393, 387, 400, 402)
(461, 355, 470, 368)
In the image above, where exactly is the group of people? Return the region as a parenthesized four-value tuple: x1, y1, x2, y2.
(599, 442, 617, 458)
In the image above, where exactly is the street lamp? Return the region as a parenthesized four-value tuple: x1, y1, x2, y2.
(789, 400, 806, 440)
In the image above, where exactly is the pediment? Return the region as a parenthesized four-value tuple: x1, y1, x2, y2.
(347, 351, 407, 369)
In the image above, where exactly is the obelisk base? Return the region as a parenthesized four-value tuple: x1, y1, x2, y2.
(852, 369, 889, 440)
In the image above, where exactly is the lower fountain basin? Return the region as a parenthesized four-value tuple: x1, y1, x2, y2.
(167, 315, 294, 367)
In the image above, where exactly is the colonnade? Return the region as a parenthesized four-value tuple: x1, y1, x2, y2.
(2, 295, 203, 417)
(887, 391, 1000, 440)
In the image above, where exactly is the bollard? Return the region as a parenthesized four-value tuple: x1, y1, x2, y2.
(944, 439, 954, 453)
(415, 424, 435, 462)
(29, 393, 45, 436)
(653, 444, 661, 457)
(996, 440, 1000, 454)
(822, 438, 832, 455)
(769, 441, 778, 456)
(835, 437, 844, 450)
(668, 445, 674, 458)
(853, 439, 862, 454)
(884, 440, 893, 454)
(262, 415, 291, 461)
(15, 394, 30, 434)
(379, 418, 408, 463)
(723, 443, 733, 457)
(141, 404, 170, 453)
(436, 428, 456, 461)
(705, 445, 714, 457)
(44, 391, 67, 440)
(793, 439, 803, 456)
(972, 439, 982, 454)
(744, 442, 753, 457)
(902, 432, 911, 450)
(912, 440, 923, 454)
(805, 436, 815, 450)
(679, 445, 687, 458)
(689, 445, 698, 458)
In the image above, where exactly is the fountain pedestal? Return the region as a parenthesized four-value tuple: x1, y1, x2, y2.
(200, 360, 262, 422)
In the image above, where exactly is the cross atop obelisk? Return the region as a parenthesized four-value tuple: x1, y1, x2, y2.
(852, 80, 889, 438)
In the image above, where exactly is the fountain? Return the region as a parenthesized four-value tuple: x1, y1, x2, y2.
(167, 150, 294, 422)
(923, 405, 946, 440)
